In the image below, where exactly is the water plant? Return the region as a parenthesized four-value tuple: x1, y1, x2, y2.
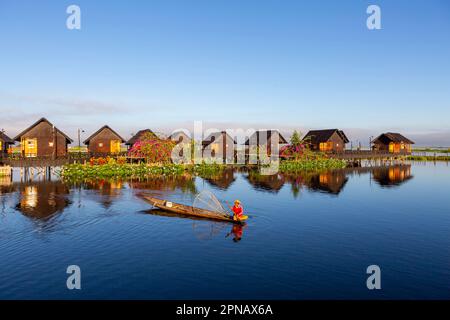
(279, 158, 347, 172)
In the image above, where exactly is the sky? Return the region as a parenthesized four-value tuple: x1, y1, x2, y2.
(0, 0, 449, 146)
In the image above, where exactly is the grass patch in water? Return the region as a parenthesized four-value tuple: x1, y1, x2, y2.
(279, 158, 347, 173)
(59, 162, 227, 181)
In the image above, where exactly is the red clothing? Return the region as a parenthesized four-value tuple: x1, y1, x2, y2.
(232, 205, 243, 217)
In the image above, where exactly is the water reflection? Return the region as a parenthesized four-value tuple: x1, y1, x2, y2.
(371, 165, 413, 187)
(83, 179, 124, 208)
(246, 172, 285, 193)
(0, 175, 15, 195)
(225, 224, 247, 242)
(5, 164, 414, 224)
(203, 168, 236, 190)
(128, 174, 197, 194)
(145, 208, 246, 241)
(15, 181, 71, 219)
(245, 165, 412, 196)
(303, 170, 348, 195)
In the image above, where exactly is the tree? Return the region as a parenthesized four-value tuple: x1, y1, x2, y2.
(290, 130, 302, 146)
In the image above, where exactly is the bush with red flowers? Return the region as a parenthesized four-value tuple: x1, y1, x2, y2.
(128, 132, 176, 163)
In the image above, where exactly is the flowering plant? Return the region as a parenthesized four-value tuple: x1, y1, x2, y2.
(89, 157, 109, 166)
(280, 144, 306, 160)
(128, 132, 176, 163)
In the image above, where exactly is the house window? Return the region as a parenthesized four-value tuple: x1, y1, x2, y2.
(319, 142, 332, 151)
(389, 142, 394, 153)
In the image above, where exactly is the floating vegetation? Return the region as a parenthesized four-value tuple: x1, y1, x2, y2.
(406, 155, 450, 161)
(279, 158, 347, 173)
(59, 162, 227, 181)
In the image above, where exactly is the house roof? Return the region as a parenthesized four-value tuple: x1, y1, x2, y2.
(13, 118, 73, 143)
(126, 129, 158, 145)
(83, 125, 125, 144)
(202, 131, 238, 147)
(168, 130, 191, 141)
(0, 131, 14, 144)
(372, 133, 415, 145)
(244, 130, 288, 145)
(302, 129, 349, 145)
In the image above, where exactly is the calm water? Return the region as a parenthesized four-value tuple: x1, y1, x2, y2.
(0, 162, 449, 299)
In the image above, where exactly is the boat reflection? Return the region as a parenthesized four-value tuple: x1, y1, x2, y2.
(144, 208, 245, 241)
(15, 181, 71, 219)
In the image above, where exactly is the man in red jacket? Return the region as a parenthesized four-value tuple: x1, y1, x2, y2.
(231, 200, 244, 220)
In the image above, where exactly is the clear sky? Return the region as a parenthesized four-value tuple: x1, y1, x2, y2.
(1, 0, 449, 146)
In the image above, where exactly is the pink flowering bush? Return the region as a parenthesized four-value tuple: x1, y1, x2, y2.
(280, 144, 306, 160)
(128, 132, 176, 163)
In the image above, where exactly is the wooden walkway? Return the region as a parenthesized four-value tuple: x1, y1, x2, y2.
(0, 150, 410, 168)
(0, 153, 145, 168)
(326, 150, 409, 160)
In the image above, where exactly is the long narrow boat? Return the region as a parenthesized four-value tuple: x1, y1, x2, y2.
(140, 195, 245, 224)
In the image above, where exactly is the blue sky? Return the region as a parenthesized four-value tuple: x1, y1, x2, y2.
(0, 0, 449, 146)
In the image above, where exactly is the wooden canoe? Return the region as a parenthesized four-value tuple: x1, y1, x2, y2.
(140, 195, 244, 224)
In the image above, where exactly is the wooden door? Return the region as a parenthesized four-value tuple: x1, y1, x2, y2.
(110, 140, 121, 153)
(23, 138, 37, 157)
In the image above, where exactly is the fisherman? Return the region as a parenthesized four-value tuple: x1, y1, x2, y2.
(230, 199, 244, 221)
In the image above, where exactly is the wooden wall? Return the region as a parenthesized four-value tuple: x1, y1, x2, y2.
(87, 127, 122, 154)
(19, 121, 69, 157)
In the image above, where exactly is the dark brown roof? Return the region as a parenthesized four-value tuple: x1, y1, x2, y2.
(83, 125, 125, 144)
(126, 129, 157, 145)
(202, 131, 238, 147)
(302, 129, 349, 145)
(244, 130, 288, 145)
(13, 118, 73, 143)
(372, 133, 415, 145)
(0, 131, 14, 144)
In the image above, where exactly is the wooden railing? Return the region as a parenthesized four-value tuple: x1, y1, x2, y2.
(0, 152, 133, 167)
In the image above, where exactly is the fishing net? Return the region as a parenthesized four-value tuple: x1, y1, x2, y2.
(193, 190, 228, 215)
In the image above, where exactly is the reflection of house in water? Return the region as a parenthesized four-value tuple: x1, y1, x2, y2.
(84, 180, 123, 208)
(245, 172, 285, 193)
(305, 171, 348, 195)
(0, 175, 15, 194)
(372, 165, 413, 187)
(129, 175, 197, 194)
(203, 168, 236, 190)
(15, 181, 71, 219)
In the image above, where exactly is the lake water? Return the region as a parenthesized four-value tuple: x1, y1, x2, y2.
(0, 162, 449, 299)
